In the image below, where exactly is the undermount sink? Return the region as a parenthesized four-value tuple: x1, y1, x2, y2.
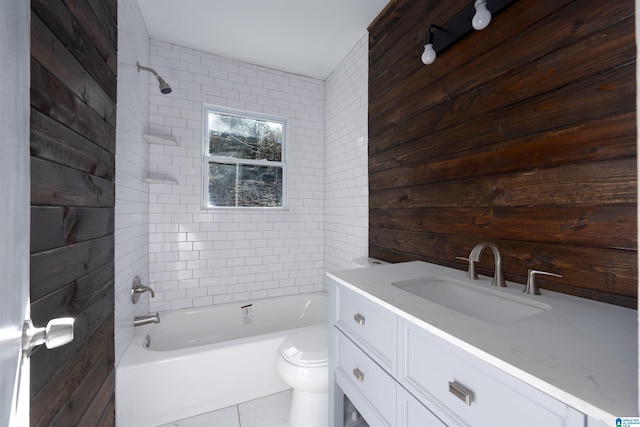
(391, 276, 551, 324)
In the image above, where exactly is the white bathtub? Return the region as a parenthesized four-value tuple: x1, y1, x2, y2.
(116, 292, 328, 427)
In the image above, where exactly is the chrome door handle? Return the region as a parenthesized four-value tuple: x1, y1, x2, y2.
(22, 317, 74, 356)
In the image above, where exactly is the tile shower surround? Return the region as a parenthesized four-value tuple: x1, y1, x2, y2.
(115, 15, 369, 362)
(146, 39, 327, 311)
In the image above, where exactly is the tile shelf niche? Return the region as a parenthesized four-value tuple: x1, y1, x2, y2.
(143, 133, 178, 145)
(143, 133, 179, 184)
(143, 173, 178, 184)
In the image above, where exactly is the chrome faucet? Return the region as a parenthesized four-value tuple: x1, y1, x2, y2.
(459, 242, 506, 287)
(134, 313, 160, 327)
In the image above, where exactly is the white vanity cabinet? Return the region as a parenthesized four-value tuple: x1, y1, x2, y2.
(329, 278, 587, 427)
(332, 283, 399, 425)
(334, 330, 397, 426)
(335, 282, 397, 374)
(400, 320, 585, 426)
(397, 387, 448, 427)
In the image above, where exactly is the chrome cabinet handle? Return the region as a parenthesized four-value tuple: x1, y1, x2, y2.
(449, 381, 473, 405)
(353, 367, 365, 382)
(353, 313, 366, 326)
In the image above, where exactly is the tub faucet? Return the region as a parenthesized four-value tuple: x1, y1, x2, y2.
(133, 285, 155, 298)
(131, 275, 155, 304)
(459, 242, 506, 287)
(134, 313, 160, 327)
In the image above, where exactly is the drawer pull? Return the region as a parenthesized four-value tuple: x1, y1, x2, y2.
(353, 367, 365, 382)
(449, 381, 474, 405)
(353, 313, 366, 326)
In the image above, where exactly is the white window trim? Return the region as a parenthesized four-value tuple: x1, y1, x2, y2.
(201, 104, 288, 210)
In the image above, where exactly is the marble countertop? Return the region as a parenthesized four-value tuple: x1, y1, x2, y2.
(327, 261, 638, 422)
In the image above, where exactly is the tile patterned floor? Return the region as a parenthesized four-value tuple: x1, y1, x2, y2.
(158, 390, 292, 427)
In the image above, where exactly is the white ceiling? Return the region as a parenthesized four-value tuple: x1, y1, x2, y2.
(136, 0, 390, 80)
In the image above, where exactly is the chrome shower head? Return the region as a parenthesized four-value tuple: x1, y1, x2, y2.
(157, 77, 172, 94)
(137, 62, 172, 94)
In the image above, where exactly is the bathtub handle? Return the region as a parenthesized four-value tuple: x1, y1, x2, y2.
(353, 313, 366, 326)
(131, 275, 155, 304)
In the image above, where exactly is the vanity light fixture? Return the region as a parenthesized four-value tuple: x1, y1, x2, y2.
(420, 0, 519, 66)
(472, 0, 492, 30)
(421, 25, 444, 65)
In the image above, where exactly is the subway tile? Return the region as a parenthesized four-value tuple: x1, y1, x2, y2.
(170, 298, 192, 309)
(192, 296, 213, 307)
(145, 35, 368, 308)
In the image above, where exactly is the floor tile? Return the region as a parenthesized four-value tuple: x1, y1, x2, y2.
(157, 405, 240, 427)
(238, 390, 292, 427)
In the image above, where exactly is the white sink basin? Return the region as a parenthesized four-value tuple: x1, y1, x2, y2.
(391, 276, 551, 324)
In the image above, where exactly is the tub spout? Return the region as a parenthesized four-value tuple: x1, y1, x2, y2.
(134, 313, 160, 327)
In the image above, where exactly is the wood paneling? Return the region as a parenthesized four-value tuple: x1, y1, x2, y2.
(368, 0, 637, 308)
(30, 0, 116, 424)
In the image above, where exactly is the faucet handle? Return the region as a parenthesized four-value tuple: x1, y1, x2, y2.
(456, 256, 478, 280)
(131, 275, 155, 303)
(524, 270, 562, 295)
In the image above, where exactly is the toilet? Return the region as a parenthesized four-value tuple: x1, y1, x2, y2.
(277, 324, 329, 427)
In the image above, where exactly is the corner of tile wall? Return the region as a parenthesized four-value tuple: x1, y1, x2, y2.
(324, 33, 370, 273)
(114, 0, 152, 365)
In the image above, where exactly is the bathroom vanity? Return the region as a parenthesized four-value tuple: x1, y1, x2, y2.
(327, 261, 638, 426)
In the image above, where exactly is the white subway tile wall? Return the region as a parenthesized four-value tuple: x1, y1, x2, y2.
(147, 39, 326, 311)
(114, 0, 151, 364)
(325, 35, 370, 272)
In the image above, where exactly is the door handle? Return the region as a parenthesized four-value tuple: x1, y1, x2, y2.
(22, 317, 75, 356)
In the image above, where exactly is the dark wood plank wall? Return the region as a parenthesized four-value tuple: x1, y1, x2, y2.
(368, 0, 637, 308)
(30, 0, 117, 425)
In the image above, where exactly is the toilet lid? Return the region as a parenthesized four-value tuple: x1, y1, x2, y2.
(279, 324, 328, 367)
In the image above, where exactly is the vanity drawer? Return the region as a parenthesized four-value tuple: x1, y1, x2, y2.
(397, 387, 447, 427)
(334, 282, 397, 374)
(400, 320, 585, 427)
(336, 330, 396, 425)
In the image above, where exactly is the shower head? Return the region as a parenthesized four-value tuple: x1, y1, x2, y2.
(137, 62, 172, 94)
(157, 76, 172, 94)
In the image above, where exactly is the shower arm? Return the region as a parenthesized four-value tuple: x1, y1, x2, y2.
(136, 61, 172, 94)
(137, 62, 160, 77)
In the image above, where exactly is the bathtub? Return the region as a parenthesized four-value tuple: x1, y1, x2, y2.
(116, 292, 328, 427)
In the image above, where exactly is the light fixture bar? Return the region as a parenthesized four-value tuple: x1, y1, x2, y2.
(428, 0, 520, 57)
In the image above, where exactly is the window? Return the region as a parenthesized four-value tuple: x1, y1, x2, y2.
(203, 105, 286, 209)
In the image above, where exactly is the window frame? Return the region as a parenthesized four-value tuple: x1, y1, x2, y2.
(201, 104, 288, 210)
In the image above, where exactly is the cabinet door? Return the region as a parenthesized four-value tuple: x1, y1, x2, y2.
(335, 330, 397, 425)
(333, 281, 397, 374)
(400, 320, 585, 427)
(398, 387, 448, 427)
